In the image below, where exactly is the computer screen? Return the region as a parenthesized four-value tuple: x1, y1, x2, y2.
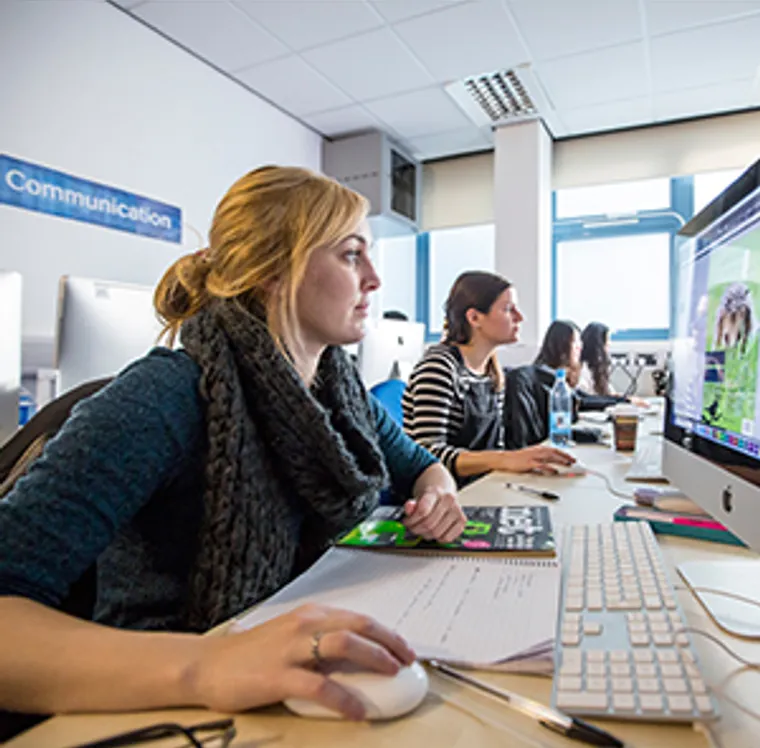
(56, 276, 165, 394)
(665, 158, 760, 552)
(358, 319, 425, 389)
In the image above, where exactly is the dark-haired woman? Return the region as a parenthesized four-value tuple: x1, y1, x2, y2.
(504, 320, 583, 448)
(402, 272, 573, 487)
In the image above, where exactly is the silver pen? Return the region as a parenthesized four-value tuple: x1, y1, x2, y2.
(427, 660, 623, 747)
(505, 482, 560, 501)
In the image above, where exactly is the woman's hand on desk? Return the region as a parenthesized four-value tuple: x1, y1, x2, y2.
(403, 487, 467, 543)
(188, 603, 415, 720)
(498, 445, 575, 475)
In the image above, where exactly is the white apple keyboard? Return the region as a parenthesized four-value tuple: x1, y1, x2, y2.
(285, 661, 429, 720)
(552, 521, 718, 723)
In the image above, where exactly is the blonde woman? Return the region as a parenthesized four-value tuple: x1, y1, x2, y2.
(0, 166, 465, 722)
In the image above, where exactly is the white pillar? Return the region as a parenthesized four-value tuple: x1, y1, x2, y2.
(493, 119, 553, 368)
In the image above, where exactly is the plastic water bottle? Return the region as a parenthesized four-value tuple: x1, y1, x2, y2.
(549, 369, 572, 447)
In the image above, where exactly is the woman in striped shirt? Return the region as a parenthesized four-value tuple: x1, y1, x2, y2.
(403, 271, 573, 487)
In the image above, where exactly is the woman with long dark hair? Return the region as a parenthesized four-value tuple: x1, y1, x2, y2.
(579, 322, 614, 395)
(505, 320, 582, 448)
(403, 271, 573, 487)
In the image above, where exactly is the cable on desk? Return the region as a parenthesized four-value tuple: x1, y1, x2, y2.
(685, 586, 760, 612)
(582, 468, 635, 500)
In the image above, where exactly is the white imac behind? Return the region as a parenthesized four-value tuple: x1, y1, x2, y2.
(357, 319, 425, 389)
(56, 276, 165, 395)
(663, 158, 760, 637)
(0, 272, 22, 446)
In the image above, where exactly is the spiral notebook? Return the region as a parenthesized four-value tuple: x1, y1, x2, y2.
(232, 547, 561, 675)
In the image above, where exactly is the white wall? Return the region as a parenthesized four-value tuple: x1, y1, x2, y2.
(0, 1, 321, 367)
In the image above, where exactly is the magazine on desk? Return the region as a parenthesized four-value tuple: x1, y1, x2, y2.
(337, 504, 556, 557)
(232, 546, 561, 675)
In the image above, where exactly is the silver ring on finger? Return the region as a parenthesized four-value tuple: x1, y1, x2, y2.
(311, 631, 325, 667)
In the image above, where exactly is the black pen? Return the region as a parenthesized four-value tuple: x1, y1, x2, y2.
(505, 482, 560, 501)
(428, 661, 624, 748)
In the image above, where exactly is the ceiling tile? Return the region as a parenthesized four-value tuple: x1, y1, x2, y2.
(560, 97, 653, 135)
(235, 55, 352, 116)
(653, 77, 759, 121)
(302, 27, 433, 100)
(406, 126, 491, 160)
(507, 0, 642, 62)
(370, 0, 467, 23)
(645, 0, 760, 36)
(536, 42, 649, 110)
(393, 0, 529, 82)
(303, 104, 384, 136)
(650, 15, 760, 92)
(364, 87, 472, 138)
(133, 1, 288, 71)
(234, 1, 384, 51)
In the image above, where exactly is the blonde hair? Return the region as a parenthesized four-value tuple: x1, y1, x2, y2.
(155, 165, 368, 352)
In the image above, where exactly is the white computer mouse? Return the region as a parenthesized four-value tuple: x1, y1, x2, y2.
(284, 660, 429, 720)
(547, 453, 588, 476)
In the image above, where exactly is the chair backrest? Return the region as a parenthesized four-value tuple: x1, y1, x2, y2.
(369, 379, 406, 426)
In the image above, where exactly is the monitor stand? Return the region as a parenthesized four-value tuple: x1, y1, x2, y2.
(677, 559, 760, 639)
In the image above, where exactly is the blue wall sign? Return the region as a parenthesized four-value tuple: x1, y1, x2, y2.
(0, 154, 181, 244)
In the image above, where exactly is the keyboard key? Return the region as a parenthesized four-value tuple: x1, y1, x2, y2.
(630, 633, 650, 646)
(637, 678, 660, 693)
(609, 651, 629, 663)
(557, 691, 609, 710)
(633, 649, 654, 663)
(663, 678, 688, 694)
(584, 621, 603, 635)
(640, 694, 665, 712)
(558, 676, 582, 691)
(586, 677, 607, 692)
(650, 621, 670, 633)
(612, 693, 636, 711)
(560, 661, 582, 676)
(675, 634, 690, 647)
(660, 664, 682, 678)
(586, 662, 605, 677)
(610, 663, 630, 676)
(635, 663, 656, 677)
(689, 678, 707, 695)
(667, 694, 694, 713)
(657, 650, 679, 663)
(653, 632, 674, 646)
(611, 677, 633, 693)
(587, 650, 605, 663)
(562, 632, 581, 646)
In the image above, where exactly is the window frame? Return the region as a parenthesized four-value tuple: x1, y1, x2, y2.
(551, 176, 692, 341)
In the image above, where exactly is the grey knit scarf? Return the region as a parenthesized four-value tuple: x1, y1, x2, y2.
(180, 300, 388, 631)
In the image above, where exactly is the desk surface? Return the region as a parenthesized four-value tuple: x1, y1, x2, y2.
(9, 416, 760, 747)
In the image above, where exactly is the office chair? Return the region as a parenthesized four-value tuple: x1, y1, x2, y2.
(369, 378, 406, 427)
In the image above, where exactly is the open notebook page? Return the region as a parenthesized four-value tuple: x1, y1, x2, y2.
(232, 548, 560, 668)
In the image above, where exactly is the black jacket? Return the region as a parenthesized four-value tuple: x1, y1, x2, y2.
(504, 364, 626, 449)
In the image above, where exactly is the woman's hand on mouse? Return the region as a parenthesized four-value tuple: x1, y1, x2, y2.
(184, 603, 416, 720)
(498, 445, 575, 475)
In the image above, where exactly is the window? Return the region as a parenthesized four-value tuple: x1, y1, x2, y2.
(427, 224, 495, 335)
(555, 178, 670, 218)
(556, 234, 670, 332)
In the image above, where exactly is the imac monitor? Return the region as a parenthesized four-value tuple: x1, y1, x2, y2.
(358, 319, 425, 389)
(56, 276, 165, 395)
(665, 160, 760, 635)
(666, 159, 760, 552)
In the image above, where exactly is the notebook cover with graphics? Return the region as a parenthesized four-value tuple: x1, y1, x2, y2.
(338, 504, 556, 556)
